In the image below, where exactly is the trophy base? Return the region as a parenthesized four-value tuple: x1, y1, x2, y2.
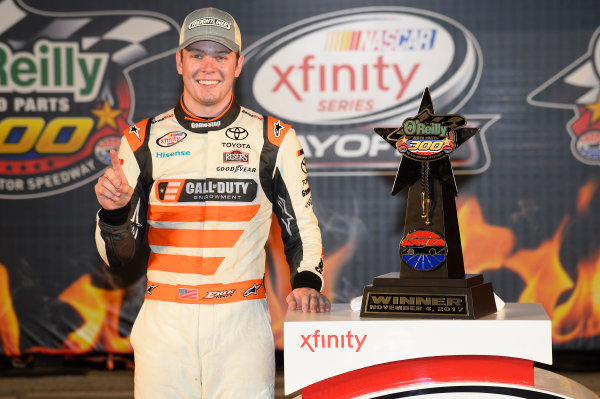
(360, 273, 497, 319)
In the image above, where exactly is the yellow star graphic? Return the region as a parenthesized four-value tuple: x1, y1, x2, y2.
(585, 95, 600, 123)
(91, 100, 122, 129)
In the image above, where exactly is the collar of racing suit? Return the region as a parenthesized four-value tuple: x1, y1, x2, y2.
(174, 94, 241, 133)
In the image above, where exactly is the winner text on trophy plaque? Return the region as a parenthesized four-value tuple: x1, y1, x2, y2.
(360, 88, 497, 319)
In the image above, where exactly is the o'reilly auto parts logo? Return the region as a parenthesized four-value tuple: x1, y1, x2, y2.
(0, 0, 177, 198)
(242, 7, 496, 175)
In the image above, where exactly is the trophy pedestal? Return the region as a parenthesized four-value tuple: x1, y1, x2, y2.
(283, 303, 598, 399)
(360, 272, 496, 319)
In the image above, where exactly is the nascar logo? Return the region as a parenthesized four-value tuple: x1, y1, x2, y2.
(242, 6, 493, 176)
(244, 7, 482, 126)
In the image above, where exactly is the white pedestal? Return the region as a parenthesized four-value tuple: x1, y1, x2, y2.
(284, 302, 598, 398)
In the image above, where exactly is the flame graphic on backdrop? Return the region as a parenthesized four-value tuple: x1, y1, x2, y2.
(0, 217, 358, 354)
(0, 180, 599, 354)
(28, 274, 131, 354)
(458, 198, 516, 274)
(459, 179, 600, 344)
(0, 263, 20, 356)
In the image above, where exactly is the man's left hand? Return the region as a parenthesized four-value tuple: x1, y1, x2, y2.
(286, 287, 331, 313)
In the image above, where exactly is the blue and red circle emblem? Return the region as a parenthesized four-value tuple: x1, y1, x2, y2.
(400, 230, 448, 271)
(576, 131, 600, 161)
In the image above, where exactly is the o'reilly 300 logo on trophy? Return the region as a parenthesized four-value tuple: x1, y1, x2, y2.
(396, 110, 466, 161)
(360, 88, 496, 319)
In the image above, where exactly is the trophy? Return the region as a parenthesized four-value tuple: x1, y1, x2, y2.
(360, 88, 497, 319)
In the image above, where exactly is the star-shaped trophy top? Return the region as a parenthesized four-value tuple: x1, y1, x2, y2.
(375, 88, 479, 196)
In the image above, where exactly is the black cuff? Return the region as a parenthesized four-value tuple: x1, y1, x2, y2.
(292, 271, 322, 291)
(98, 202, 131, 225)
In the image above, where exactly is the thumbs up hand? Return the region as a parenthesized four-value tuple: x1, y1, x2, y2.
(94, 150, 134, 210)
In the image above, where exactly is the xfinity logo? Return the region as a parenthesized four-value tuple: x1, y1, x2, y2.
(241, 7, 494, 176)
(271, 54, 418, 104)
(157, 132, 186, 147)
(300, 330, 367, 353)
(244, 7, 482, 126)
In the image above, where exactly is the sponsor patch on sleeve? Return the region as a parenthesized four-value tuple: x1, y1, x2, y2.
(124, 119, 149, 152)
(266, 116, 291, 147)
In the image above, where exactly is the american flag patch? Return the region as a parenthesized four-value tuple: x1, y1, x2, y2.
(297, 149, 304, 156)
(178, 288, 198, 300)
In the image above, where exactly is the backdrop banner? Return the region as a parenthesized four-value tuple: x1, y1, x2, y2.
(0, 0, 598, 356)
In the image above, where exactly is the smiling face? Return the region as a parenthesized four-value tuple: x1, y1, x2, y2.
(176, 40, 244, 117)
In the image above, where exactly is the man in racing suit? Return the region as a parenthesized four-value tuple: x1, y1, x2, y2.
(94, 7, 330, 399)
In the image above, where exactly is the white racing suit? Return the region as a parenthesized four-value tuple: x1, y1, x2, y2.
(95, 96, 324, 399)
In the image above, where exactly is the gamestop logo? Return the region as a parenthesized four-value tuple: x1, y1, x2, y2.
(243, 7, 494, 175)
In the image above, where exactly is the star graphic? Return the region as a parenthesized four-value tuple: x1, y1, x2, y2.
(276, 195, 294, 235)
(128, 124, 141, 141)
(91, 100, 122, 129)
(243, 283, 262, 297)
(584, 96, 600, 123)
(273, 120, 284, 137)
(374, 88, 479, 196)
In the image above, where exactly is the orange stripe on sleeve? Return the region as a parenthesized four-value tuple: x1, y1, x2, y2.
(148, 253, 224, 275)
(148, 204, 261, 222)
(148, 228, 243, 248)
